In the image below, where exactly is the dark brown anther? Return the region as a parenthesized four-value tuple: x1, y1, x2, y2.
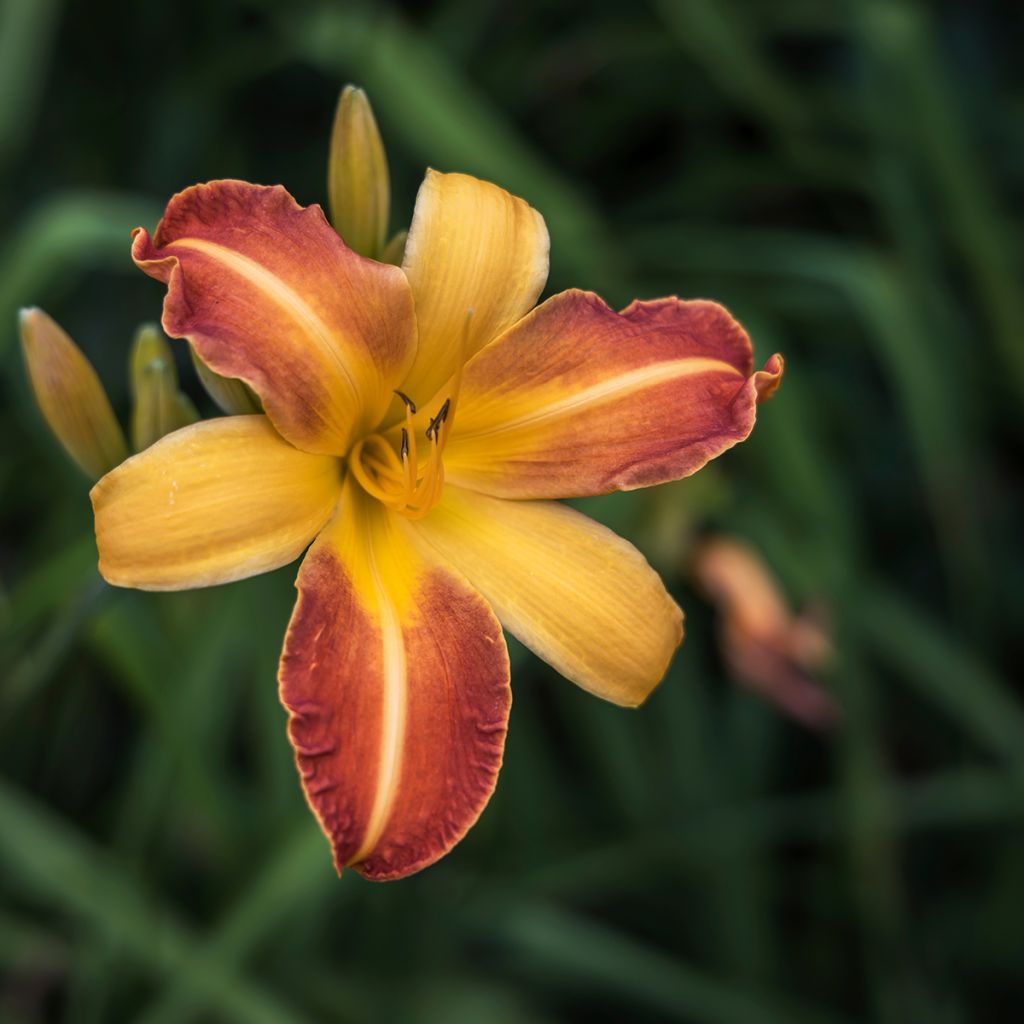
(400, 428, 409, 460)
(426, 398, 450, 442)
(394, 389, 417, 414)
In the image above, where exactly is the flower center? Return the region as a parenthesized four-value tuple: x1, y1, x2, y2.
(348, 388, 457, 519)
(349, 310, 473, 519)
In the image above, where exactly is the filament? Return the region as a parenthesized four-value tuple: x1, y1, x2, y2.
(350, 309, 474, 518)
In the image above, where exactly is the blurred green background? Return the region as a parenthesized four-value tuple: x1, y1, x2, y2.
(2, 0, 1022, 1021)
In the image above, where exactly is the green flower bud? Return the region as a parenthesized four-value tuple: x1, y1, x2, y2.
(327, 85, 390, 259)
(20, 307, 128, 479)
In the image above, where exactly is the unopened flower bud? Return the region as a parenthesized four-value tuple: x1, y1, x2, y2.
(379, 230, 408, 267)
(19, 307, 128, 479)
(327, 85, 390, 259)
(130, 325, 197, 451)
(190, 345, 261, 416)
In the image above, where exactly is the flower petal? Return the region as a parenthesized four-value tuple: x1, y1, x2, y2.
(91, 416, 341, 590)
(132, 180, 416, 455)
(399, 170, 549, 404)
(280, 478, 510, 880)
(443, 290, 784, 498)
(692, 536, 838, 730)
(414, 485, 683, 707)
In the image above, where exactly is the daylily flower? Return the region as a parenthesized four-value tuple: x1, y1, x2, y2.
(691, 536, 837, 730)
(91, 172, 783, 879)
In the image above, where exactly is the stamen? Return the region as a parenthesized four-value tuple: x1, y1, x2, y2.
(424, 451, 446, 515)
(425, 398, 450, 441)
(401, 432, 441, 518)
(351, 314, 477, 516)
(410, 430, 438, 502)
(440, 309, 472, 443)
(393, 389, 416, 415)
(400, 426, 415, 496)
(349, 437, 403, 505)
(362, 434, 404, 479)
(400, 391, 418, 483)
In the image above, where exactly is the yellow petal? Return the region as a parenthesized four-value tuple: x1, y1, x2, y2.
(19, 307, 128, 479)
(327, 85, 390, 259)
(414, 486, 683, 706)
(91, 416, 341, 590)
(399, 170, 549, 404)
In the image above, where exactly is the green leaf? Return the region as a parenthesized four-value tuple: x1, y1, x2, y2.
(0, 780, 308, 1024)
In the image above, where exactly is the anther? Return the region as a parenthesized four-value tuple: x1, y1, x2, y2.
(426, 398, 451, 441)
(393, 389, 417, 414)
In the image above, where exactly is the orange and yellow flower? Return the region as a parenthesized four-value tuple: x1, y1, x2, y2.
(692, 536, 836, 730)
(91, 170, 782, 879)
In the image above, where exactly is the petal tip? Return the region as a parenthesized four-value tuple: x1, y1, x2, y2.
(755, 353, 785, 403)
(132, 179, 416, 454)
(628, 600, 684, 708)
(280, 508, 511, 883)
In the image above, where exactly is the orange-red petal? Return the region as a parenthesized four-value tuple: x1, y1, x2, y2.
(443, 290, 783, 498)
(132, 180, 416, 455)
(279, 478, 510, 880)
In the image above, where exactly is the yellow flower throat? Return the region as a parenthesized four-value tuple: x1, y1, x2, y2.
(350, 312, 473, 519)
(349, 377, 460, 521)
